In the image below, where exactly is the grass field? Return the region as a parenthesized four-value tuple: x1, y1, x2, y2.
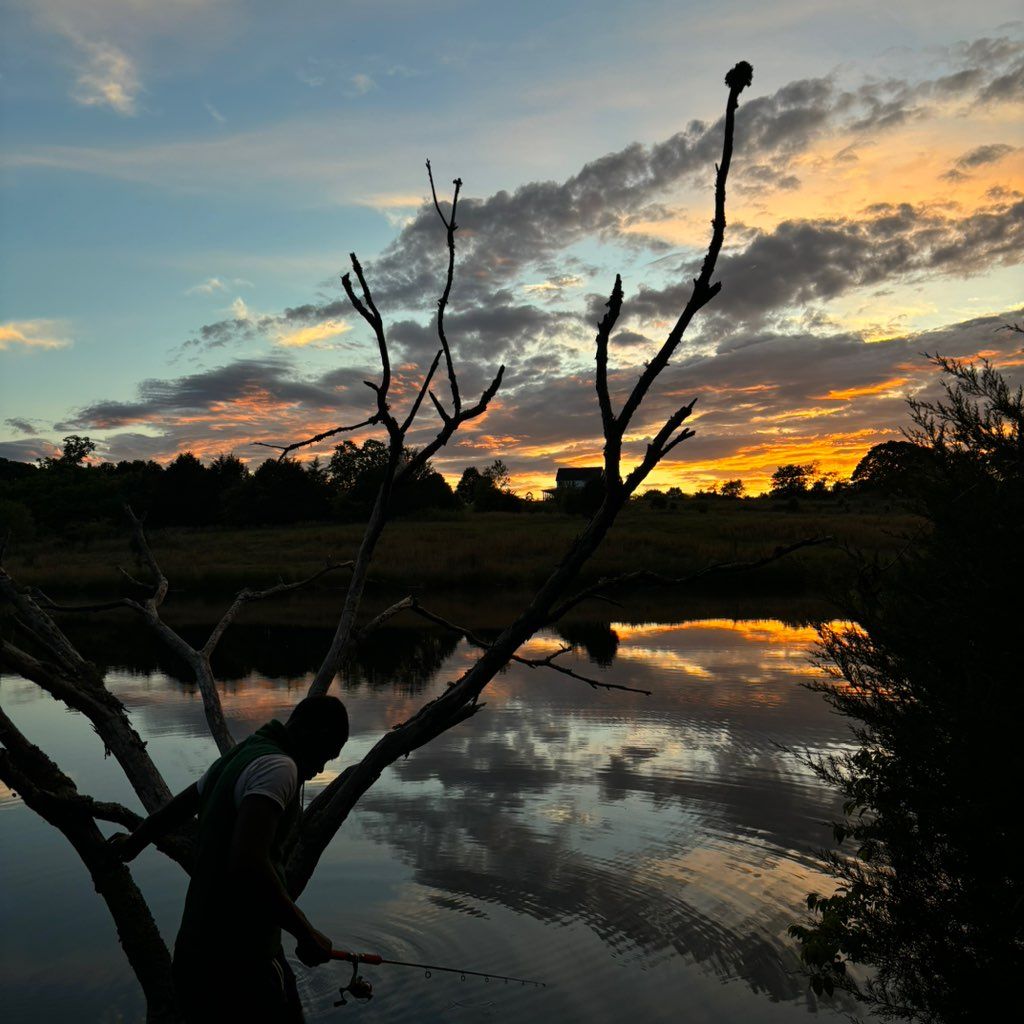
(4, 500, 923, 603)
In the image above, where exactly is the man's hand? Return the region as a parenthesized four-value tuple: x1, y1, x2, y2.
(108, 832, 141, 863)
(295, 927, 333, 967)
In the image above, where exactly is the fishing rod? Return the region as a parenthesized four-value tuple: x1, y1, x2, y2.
(329, 948, 547, 1006)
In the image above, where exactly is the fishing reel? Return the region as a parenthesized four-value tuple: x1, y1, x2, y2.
(334, 959, 374, 1007)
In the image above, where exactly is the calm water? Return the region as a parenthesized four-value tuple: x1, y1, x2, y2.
(1, 613, 862, 1023)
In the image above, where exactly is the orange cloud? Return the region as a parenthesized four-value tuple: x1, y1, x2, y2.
(275, 320, 352, 348)
(816, 377, 909, 401)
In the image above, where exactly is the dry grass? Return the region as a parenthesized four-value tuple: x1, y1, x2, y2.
(5, 502, 923, 601)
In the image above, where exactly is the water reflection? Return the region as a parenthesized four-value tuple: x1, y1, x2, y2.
(1, 613, 859, 1023)
(556, 620, 620, 666)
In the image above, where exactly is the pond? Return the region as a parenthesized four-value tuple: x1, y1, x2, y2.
(1, 605, 862, 1023)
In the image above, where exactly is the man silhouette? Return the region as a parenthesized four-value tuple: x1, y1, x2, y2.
(112, 695, 349, 1023)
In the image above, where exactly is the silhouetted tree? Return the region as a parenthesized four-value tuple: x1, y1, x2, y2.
(482, 458, 511, 492)
(791, 356, 1024, 1021)
(454, 460, 518, 511)
(455, 465, 484, 505)
(770, 463, 815, 497)
(152, 452, 216, 527)
(850, 440, 934, 496)
(246, 457, 331, 524)
(37, 434, 96, 469)
(720, 478, 744, 498)
(329, 438, 454, 516)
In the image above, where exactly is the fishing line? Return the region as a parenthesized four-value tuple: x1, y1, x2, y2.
(329, 948, 546, 1007)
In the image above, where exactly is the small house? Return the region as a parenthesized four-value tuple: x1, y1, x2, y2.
(544, 466, 604, 497)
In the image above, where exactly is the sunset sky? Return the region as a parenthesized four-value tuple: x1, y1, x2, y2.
(1, 1, 1022, 495)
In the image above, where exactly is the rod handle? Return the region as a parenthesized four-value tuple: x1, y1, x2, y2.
(331, 949, 383, 966)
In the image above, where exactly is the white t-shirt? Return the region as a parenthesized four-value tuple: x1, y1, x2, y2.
(196, 754, 298, 811)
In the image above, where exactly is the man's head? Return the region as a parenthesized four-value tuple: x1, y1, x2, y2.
(284, 695, 349, 781)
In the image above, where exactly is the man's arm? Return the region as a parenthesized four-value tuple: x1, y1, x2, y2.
(111, 782, 201, 862)
(229, 793, 333, 966)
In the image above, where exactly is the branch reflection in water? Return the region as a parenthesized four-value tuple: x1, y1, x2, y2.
(1, 605, 861, 1023)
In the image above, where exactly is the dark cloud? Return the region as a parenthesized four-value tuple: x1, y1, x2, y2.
(56, 357, 371, 433)
(625, 199, 1024, 331)
(941, 142, 1017, 181)
(4, 417, 37, 435)
(955, 142, 1017, 168)
(940, 167, 971, 183)
(946, 35, 1024, 103)
(978, 59, 1024, 102)
(0, 438, 53, 463)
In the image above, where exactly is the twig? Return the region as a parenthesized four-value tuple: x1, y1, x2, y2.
(353, 596, 415, 643)
(403, 600, 651, 695)
(27, 590, 136, 614)
(400, 350, 443, 435)
(397, 364, 505, 484)
(517, 644, 652, 695)
(548, 535, 831, 623)
(253, 415, 380, 460)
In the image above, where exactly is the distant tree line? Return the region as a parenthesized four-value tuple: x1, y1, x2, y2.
(636, 443, 925, 510)
(0, 433, 922, 540)
(0, 436, 462, 539)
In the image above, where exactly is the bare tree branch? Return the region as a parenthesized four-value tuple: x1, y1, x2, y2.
(353, 596, 415, 642)
(398, 364, 505, 484)
(548, 536, 832, 623)
(400, 349, 443, 435)
(26, 590, 137, 614)
(201, 561, 353, 658)
(253, 415, 380, 460)
(342, 255, 393, 423)
(0, 707, 180, 1021)
(595, 273, 623, 467)
(614, 63, 751, 443)
(398, 602, 654, 695)
(307, 163, 505, 696)
(426, 159, 463, 415)
(517, 644, 652, 696)
(126, 506, 169, 608)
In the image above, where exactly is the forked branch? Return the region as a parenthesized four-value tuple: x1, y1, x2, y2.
(305, 167, 504, 696)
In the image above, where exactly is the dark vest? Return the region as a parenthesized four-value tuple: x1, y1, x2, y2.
(175, 720, 301, 960)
